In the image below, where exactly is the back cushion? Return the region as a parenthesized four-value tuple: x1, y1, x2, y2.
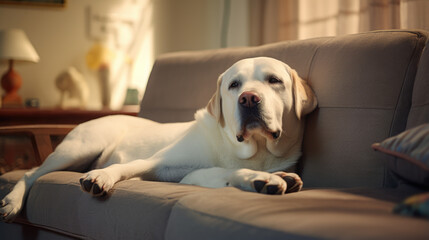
(300, 30, 427, 188)
(139, 38, 330, 122)
(406, 41, 429, 129)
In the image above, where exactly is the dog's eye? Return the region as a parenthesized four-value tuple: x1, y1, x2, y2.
(228, 80, 240, 90)
(268, 76, 282, 84)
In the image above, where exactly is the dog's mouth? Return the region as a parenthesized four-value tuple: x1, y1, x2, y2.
(236, 116, 281, 143)
(236, 96, 282, 143)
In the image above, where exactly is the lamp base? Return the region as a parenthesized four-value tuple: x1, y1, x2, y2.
(2, 92, 22, 108)
(1, 60, 23, 108)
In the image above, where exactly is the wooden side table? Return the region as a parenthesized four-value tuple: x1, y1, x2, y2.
(0, 108, 138, 174)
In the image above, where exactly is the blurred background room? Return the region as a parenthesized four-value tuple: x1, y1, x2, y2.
(0, 0, 428, 112)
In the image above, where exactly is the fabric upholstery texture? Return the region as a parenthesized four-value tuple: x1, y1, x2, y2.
(407, 39, 429, 129)
(0, 171, 205, 240)
(3, 171, 428, 240)
(300, 31, 426, 188)
(165, 187, 429, 240)
(139, 38, 329, 123)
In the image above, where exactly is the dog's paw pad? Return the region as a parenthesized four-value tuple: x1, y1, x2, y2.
(80, 170, 114, 197)
(79, 178, 106, 197)
(230, 169, 287, 195)
(273, 172, 303, 193)
(252, 180, 284, 195)
(253, 180, 281, 195)
(92, 184, 104, 196)
(80, 178, 94, 192)
(283, 176, 300, 193)
(253, 180, 267, 193)
(266, 185, 280, 195)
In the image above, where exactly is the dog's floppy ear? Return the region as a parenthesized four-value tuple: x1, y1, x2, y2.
(290, 69, 318, 119)
(207, 74, 225, 127)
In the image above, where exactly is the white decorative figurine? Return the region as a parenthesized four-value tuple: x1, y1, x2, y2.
(55, 67, 89, 109)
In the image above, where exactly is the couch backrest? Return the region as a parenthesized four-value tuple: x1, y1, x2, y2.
(139, 30, 428, 189)
(139, 38, 330, 122)
(406, 39, 429, 130)
(300, 30, 427, 188)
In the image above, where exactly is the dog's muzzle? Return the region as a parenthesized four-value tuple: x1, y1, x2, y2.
(236, 91, 281, 142)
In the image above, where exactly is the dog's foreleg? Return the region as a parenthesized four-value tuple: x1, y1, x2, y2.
(79, 155, 209, 196)
(79, 159, 159, 196)
(79, 122, 215, 196)
(180, 168, 303, 195)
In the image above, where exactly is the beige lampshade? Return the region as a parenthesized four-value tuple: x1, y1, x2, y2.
(0, 29, 39, 63)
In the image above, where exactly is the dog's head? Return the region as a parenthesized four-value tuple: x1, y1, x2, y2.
(207, 57, 317, 158)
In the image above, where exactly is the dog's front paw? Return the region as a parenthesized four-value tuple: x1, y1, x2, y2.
(0, 192, 24, 222)
(228, 169, 287, 195)
(273, 172, 303, 193)
(80, 170, 115, 197)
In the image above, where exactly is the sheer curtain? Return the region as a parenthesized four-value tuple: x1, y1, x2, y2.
(249, 0, 429, 45)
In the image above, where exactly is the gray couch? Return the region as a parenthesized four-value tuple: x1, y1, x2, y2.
(1, 29, 429, 239)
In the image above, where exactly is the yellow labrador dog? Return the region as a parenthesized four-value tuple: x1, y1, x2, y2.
(1, 57, 317, 221)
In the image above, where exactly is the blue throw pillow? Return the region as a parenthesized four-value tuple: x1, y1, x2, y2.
(372, 123, 429, 187)
(393, 192, 429, 219)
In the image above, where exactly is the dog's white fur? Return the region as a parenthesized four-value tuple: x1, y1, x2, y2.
(0, 57, 317, 222)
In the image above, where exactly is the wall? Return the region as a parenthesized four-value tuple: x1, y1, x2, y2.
(153, 0, 249, 55)
(0, 0, 249, 109)
(0, 1, 93, 108)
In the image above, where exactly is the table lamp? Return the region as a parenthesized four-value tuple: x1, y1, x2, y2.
(0, 29, 39, 107)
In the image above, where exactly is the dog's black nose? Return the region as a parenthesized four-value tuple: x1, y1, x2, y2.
(239, 91, 261, 108)
(272, 131, 281, 139)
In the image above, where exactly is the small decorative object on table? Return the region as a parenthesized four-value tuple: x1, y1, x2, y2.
(55, 67, 89, 109)
(86, 42, 114, 108)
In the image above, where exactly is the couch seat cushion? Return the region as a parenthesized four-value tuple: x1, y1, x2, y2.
(1, 170, 207, 240)
(166, 187, 429, 240)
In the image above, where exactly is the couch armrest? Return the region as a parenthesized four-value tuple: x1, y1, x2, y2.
(0, 125, 75, 165)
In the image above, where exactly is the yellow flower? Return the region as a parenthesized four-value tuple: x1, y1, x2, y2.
(86, 42, 115, 70)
